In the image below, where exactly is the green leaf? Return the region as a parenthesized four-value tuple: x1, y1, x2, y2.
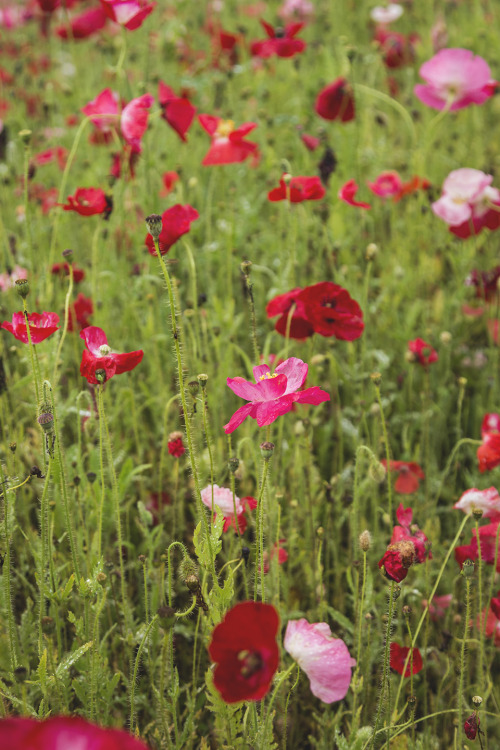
(326, 606, 354, 636)
(54, 640, 93, 679)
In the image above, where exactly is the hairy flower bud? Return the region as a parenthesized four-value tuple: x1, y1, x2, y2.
(359, 530, 372, 551)
(145, 213, 162, 241)
(260, 441, 275, 460)
(15, 278, 30, 299)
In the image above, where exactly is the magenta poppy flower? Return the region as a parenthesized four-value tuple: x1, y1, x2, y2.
(338, 179, 371, 209)
(432, 168, 500, 239)
(80, 326, 143, 384)
(0, 716, 150, 750)
(454, 487, 500, 520)
(2, 311, 59, 344)
(224, 357, 330, 434)
(57, 7, 108, 39)
(250, 20, 306, 58)
(414, 48, 497, 111)
(380, 459, 425, 494)
(284, 619, 356, 703)
(99, 0, 155, 30)
(199, 115, 259, 166)
(367, 171, 403, 199)
(315, 78, 355, 122)
(389, 642, 423, 676)
(82, 88, 120, 139)
(267, 174, 325, 202)
(464, 713, 480, 741)
(61, 188, 112, 217)
(208, 601, 280, 703)
(158, 82, 196, 142)
(408, 338, 438, 367)
(120, 93, 154, 152)
(144, 204, 199, 256)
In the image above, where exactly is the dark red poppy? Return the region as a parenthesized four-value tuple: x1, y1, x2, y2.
(378, 541, 416, 582)
(338, 179, 372, 209)
(380, 460, 425, 494)
(37, 0, 60, 12)
(168, 431, 185, 457)
(266, 287, 315, 340)
(56, 7, 108, 39)
(158, 82, 196, 142)
(407, 338, 438, 367)
(298, 282, 364, 340)
(389, 642, 423, 676)
(464, 712, 479, 740)
(208, 601, 280, 703)
(145, 204, 199, 256)
(61, 188, 112, 218)
(0, 716, 150, 749)
(80, 326, 143, 385)
(374, 28, 419, 69)
(1, 311, 59, 344)
(267, 175, 326, 202)
(315, 78, 355, 122)
(478, 432, 500, 473)
(99, 0, 156, 31)
(51, 263, 85, 283)
(391, 502, 431, 563)
(199, 115, 259, 166)
(68, 293, 93, 332)
(251, 20, 306, 58)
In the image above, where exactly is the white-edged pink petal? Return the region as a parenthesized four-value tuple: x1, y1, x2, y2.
(454, 487, 500, 519)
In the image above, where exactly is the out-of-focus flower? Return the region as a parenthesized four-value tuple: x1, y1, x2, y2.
(0, 716, 150, 750)
(465, 266, 500, 302)
(268, 174, 325, 202)
(80, 326, 143, 385)
(158, 82, 196, 142)
(368, 171, 403, 199)
(1, 311, 59, 344)
(389, 642, 423, 676)
(261, 539, 288, 573)
(464, 712, 480, 740)
(422, 593, 453, 621)
(68, 293, 93, 332)
(300, 132, 320, 151)
(338, 179, 372, 209)
(120, 94, 154, 152)
(455, 521, 500, 571)
(200, 484, 257, 533)
(380, 460, 425, 494)
(278, 0, 314, 23)
(250, 20, 306, 59)
(408, 338, 438, 367)
(478, 430, 500, 473)
(198, 115, 259, 166)
(60, 188, 112, 218)
(315, 78, 355, 122)
(51, 262, 85, 283)
(371, 4, 403, 24)
(0, 266, 27, 291)
(374, 28, 418, 69)
(57, 7, 108, 39)
(99, 0, 156, 30)
(144, 204, 199, 256)
(33, 146, 67, 170)
(432, 168, 500, 239)
(482, 413, 500, 437)
(167, 431, 185, 457)
(454, 487, 500, 520)
(159, 171, 180, 197)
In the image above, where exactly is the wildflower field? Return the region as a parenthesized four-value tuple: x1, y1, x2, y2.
(1, 0, 500, 748)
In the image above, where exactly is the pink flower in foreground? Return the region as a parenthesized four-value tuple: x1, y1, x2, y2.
(80, 326, 143, 384)
(338, 179, 372, 209)
(432, 168, 500, 239)
(224, 357, 330, 434)
(99, 0, 156, 30)
(454, 487, 500, 520)
(414, 48, 497, 111)
(284, 619, 356, 702)
(0, 716, 150, 750)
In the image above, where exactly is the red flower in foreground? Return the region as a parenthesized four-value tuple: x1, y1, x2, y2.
(268, 174, 325, 202)
(408, 338, 438, 368)
(0, 716, 150, 750)
(80, 326, 143, 385)
(61, 188, 112, 218)
(338, 179, 372, 209)
(158, 82, 196, 142)
(199, 114, 259, 166)
(208, 601, 280, 703)
(145, 204, 199, 256)
(250, 20, 306, 59)
(99, 0, 155, 30)
(315, 78, 355, 122)
(380, 460, 425, 494)
(1, 311, 59, 344)
(464, 712, 480, 740)
(390, 643, 423, 676)
(378, 541, 416, 582)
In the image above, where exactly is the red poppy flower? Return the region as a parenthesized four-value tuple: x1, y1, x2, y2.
(374, 28, 419, 69)
(300, 133, 320, 151)
(37, 0, 60, 11)
(51, 262, 85, 283)
(482, 413, 500, 437)
(315, 78, 355, 122)
(208, 601, 280, 703)
(378, 541, 416, 582)
(464, 713, 480, 740)
(167, 431, 185, 457)
(338, 179, 372, 209)
(262, 539, 288, 573)
(380, 460, 425, 494)
(158, 82, 196, 142)
(160, 171, 179, 197)
(57, 7, 108, 39)
(298, 282, 364, 340)
(268, 174, 325, 202)
(1, 311, 59, 344)
(466, 266, 500, 302)
(391, 502, 431, 563)
(211, 29, 240, 68)
(99, 0, 156, 30)
(145, 491, 171, 526)
(121, 94, 154, 152)
(266, 287, 315, 340)
(407, 338, 438, 367)
(389, 643, 423, 676)
(455, 521, 500, 571)
(145, 204, 199, 256)
(60, 188, 112, 217)
(80, 326, 143, 385)
(477, 432, 500, 472)
(68, 293, 93, 332)
(199, 114, 259, 166)
(0, 715, 150, 750)
(250, 20, 306, 58)
(33, 146, 67, 170)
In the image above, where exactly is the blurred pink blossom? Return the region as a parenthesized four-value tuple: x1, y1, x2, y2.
(0, 266, 27, 291)
(432, 168, 500, 239)
(370, 4, 403, 24)
(454, 487, 500, 520)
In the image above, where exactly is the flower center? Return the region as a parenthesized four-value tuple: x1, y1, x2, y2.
(237, 649, 263, 677)
(259, 372, 278, 380)
(98, 344, 111, 357)
(215, 119, 234, 138)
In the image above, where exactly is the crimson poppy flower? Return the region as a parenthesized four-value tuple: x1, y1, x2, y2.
(158, 82, 196, 142)
(0, 715, 150, 750)
(368, 171, 403, 199)
(80, 326, 143, 385)
(208, 601, 280, 702)
(250, 20, 306, 58)
(389, 643, 423, 676)
(144, 204, 199, 256)
(1, 311, 59, 344)
(211, 29, 240, 68)
(391, 502, 430, 563)
(167, 431, 185, 457)
(57, 7, 108, 39)
(298, 282, 364, 340)
(267, 174, 325, 202)
(61, 188, 112, 218)
(315, 78, 355, 122)
(378, 541, 416, 582)
(407, 338, 438, 367)
(68, 293, 93, 332)
(464, 712, 480, 740)
(266, 287, 315, 340)
(99, 0, 156, 30)
(199, 114, 259, 166)
(380, 459, 425, 494)
(121, 94, 154, 152)
(338, 179, 372, 209)
(477, 432, 500, 472)
(160, 171, 179, 197)
(51, 262, 85, 283)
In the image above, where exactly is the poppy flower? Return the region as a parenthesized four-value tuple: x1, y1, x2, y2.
(60, 188, 112, 218)
(158, 82, 196, 142)
(389, 642, 423, 676)
(279, 0, 314, 22)
(99, 0, 156, 30)
(266, 287, 315, 340)
(0, 716, 150, 750)
(370, 4, 403, 24)
(391, 503, 430, 563)
(465, 266, 500, 302)
(145, 491, 171, 526)
(68, 293, 93, 332)
(374, 28, 419, 69)
(56, 7, 108, 39)
(223, 357, 330, 434)
(407, 338, 438, 367)
(0, 265, 27, 291)
(338, 180, 372, 209)
(482, 413, 500, 437)
(380, 459, 425, 494)
(367, 171, 403, 199)
(250, 20, 306, 59)
(200, 484, 257, 533)
(298, 282, 364, 340)
(198, 115, 259, 166)
(208, 601, 280, 703)
(477, 432, 500, 473)
(284, 619, 356, 703)
(120, 94, 154, 152)
(82, 88, 120, 140)
(378, 541, 416, 582)
(33, 146, 67, 170)
(300, 132, 320, 151)
(455, 521, 500, 571)
(464, 713, 480, 740)
(422, 593, 453, 621)
(414, 48, 497, 111)
(160, 171, 179, 197)
(80, 326, 143, 385)
(315, 78, 355, 122)
(267, 174, 325, 202)
(432, 168, 500, 239)
(1, 311, 59, 344)
(261, 539, 288, 573)
(51, 262, 85, 283)
(167, 431, 185, 457)
(454, 487, 500, 520)
(144, 204, 199, 256)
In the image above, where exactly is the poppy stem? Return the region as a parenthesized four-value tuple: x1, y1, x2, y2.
(22, 299, 41, 409)
(458, 573, 472, 744)
(52, 262, 74, 389)
(38, 458, 52, 657)
(0, 459, 19, 669)
(370, 581, 397, 750)
(372, 377, 393, 522)
(254, 455, 271, 603)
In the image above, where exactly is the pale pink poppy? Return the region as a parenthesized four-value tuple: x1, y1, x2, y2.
(370, 4, 403, 24)
(284, 619, 356, 703)
(201, 484, 243, 516)
(0, 265, 27, 291)
(454, 487, 500, 520)
(414, 48, 497, 111)
(432, 168, 500, 239)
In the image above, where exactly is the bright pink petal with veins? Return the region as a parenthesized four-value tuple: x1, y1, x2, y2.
(80, 326, 108, 355)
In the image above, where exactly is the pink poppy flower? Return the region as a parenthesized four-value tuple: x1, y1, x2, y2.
(80, 326, 143, 385)
(224, 357, 330, 434)
(432, 168, 500, 239)
(0, 265, 27, 291)
(300, 132, 320, 151)
(389, 642, 423, 676)
(454, 487, 500, 520)
(367, 171, 403, 199)
(338, 179, 371, 209)
(120, 94, 154, 152)
(158, 82, 196, 142)
(199, 115, 259, 166)
(391, 502, 430, 563)
(144, 204, 199, 256)
(99, 0, 156, 30)
(414, 48, 497, 111)
(33, 146, 67, 170)
(1, 311, 59, 344)
(250, 20, 306, 59)
(380, 460, 425, 494)
(57, 7, 108, 39)
(201, 484, 257, 533)
(268, 175, 325, 202)
(284, 619, 356, 703)
(315, 78, 355, 123)
(0, 716, 150, 750)
(82, 88, 120, 144)
(408, 338, 438, 367)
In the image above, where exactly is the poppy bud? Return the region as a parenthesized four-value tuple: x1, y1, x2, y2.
(87, 472, 97, 484)
(19, 128, 32, 145)
(187, 380, 199, 400)
(62, 248, 73, 259)
(241, 546, 250, 566)
(359, 530, 371, 552)
(145, 213, 162, 241)
(15, 278, 30, 299)
(260, 441, 275, 460)
(228, 456, 239, 473)
(185, 573, 200, 594)
(461, 559, 475, 578)
(472, 507, 483, 520)
(197, 372, 208, 389)
(365, 243, 378, 260)
(464, 712, 479, 740)
(402, 605, 412, 618)
(369, 459, 386, 483)
(37, 412, 54, 434)
(370, 372, 382, 386)
(157, 605, 176, 629)
(95, 369, 107, 384)
(9, 442, 16, 453)
(96, 572, 107, 585)
(178, 556, 198, 582)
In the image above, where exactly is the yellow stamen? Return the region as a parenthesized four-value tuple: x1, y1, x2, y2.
(215, 119, 235, 137)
